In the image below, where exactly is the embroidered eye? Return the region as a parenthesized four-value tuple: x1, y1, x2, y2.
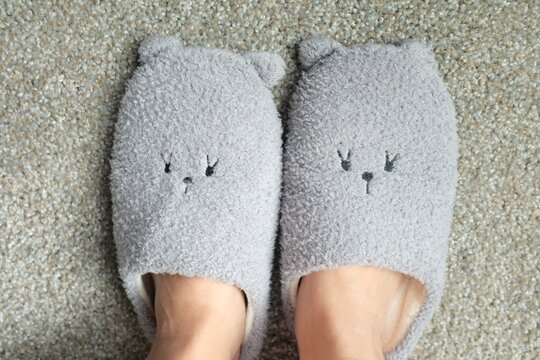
(205, 155, 219, 176)
(160, 152, 173, 173)
(337, 150, 352, 171)
(384, 151, 399, 172)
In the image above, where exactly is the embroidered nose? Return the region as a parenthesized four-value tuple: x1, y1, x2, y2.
(361, 172, 373, 195)
(182, 176, 193, 194)
(361, 172, 373, 181)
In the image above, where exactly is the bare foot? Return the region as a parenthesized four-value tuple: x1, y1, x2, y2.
(294, 265, 426, 360)
(146, 274, 246, 360)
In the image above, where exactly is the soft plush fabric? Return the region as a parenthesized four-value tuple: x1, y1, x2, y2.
(280, 35, 458, 359)
(110, 35, 285, 360)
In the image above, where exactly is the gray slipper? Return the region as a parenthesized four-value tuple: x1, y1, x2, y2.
(280, 35, 458, 359)
(110, 35, 284, 360)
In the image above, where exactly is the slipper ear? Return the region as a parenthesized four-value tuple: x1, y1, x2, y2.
(298, 34, 344, 69)
(139, 35, 182, 64)
(400, 40, 438, 69)
(243, 52, 286, 87)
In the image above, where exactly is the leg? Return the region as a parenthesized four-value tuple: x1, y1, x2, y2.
(295, 266, 426, 360)
(147, 274, 246, 360)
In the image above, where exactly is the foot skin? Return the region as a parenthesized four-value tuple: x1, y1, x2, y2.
(295, 265, 426, 360)
(147, 274, 246, 360)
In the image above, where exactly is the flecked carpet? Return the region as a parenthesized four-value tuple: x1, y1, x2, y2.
(1, 1, 538, 359)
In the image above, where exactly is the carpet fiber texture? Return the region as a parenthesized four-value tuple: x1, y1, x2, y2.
(1, 1, 538, 359)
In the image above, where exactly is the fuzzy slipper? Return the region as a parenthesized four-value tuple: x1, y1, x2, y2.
(280, 35, 458, 359)
(110, 35, 285, 360)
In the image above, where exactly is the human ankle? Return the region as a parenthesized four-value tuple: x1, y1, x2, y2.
(294, 266, 426, 358)
(295, 294, 385, 360)
(151, 330, 241, 360)
(149, 274, 246, 360)
(296, 326, 384, 360)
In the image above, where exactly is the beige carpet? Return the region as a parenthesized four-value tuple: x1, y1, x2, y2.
(1, 1, 538, 359)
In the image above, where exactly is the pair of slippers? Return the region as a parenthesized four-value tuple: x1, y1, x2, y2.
(110, 34, 458, 360)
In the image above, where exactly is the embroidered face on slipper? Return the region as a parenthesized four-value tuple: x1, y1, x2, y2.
(111, 36, 285, 239)
(285, 36, 457, 211)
